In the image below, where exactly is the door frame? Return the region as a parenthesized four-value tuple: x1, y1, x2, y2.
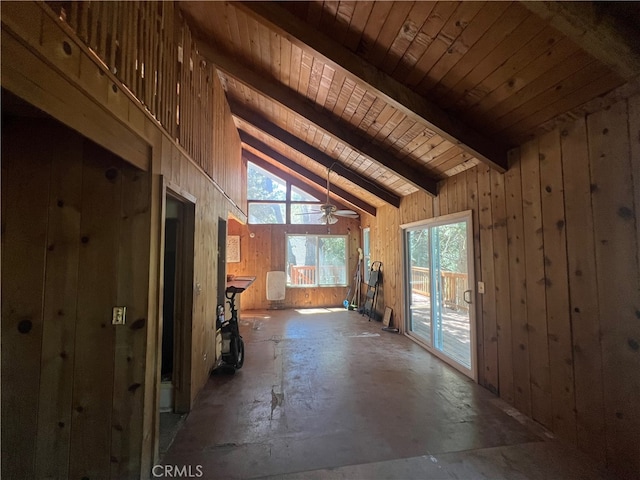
(160, 180, 196, 413)
(401, 210, 477, 381)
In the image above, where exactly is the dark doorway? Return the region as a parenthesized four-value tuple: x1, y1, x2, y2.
(217, 218, 227, 308)
(160, 194, 194, 415)
(161, 199, 181, 386)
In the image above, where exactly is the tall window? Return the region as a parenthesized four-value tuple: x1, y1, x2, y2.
(247, 162, 286, 224)
(286, 234, 348, 287)
(362, 227, 371, 283)
(247, 162, 323, 224)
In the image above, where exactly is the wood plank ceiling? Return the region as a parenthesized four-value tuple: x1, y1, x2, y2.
(179, 1, 635, 215)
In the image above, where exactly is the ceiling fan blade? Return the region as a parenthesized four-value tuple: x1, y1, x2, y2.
(295, 210, 322, 215)
(333, 210, 358, 217)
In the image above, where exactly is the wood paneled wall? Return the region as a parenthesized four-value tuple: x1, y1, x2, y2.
(2, 3, 244, 478)
(362, 95, 640, 479)
(2, 1, 245, 213)
(227, 219, 361, 310)
(1, 119, 151, 479)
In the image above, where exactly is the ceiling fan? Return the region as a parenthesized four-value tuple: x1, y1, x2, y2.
(300, 165, 359, 225)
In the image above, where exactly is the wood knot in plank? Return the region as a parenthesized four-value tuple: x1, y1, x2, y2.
(617, 206, 634, 220)
(105, 168, 119, 182)
(17, 319, 32, 334)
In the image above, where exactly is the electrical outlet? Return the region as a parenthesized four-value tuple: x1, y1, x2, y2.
(477, 282, 485, 294)
(112, 306, 126, 325)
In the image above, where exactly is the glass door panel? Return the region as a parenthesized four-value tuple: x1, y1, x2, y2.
(404, 212, 475, 379)
(406, 228, 431, 346)
(432, 222, 471, 369)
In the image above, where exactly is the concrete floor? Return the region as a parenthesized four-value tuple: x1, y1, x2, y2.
(162, 309, 612, 479)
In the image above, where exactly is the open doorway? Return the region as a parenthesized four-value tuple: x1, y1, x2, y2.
(159, 193, 194, 455)
(217, 217, 227, 309)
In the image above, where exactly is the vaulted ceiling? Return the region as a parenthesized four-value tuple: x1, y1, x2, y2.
(179, 1, 640, 216)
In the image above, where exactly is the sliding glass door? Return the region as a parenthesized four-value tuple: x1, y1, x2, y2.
(404, 212, 476, 379)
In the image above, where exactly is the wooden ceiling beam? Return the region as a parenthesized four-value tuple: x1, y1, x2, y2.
(240, 133, 377, 216)
(522, 1, 640, 81)
(230, 100, 401, 208)
(191, 39, 439, 196)
(235, 1, 508, 172)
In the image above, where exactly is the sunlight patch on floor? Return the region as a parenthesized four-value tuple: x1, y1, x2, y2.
(295, 307, 347, 314)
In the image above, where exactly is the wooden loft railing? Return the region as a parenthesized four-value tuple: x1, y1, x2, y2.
(44, 1, 216, 178)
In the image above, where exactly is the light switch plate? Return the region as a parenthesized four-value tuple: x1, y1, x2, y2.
(112, 306, 126, 325)
(478, 282, 485, 294)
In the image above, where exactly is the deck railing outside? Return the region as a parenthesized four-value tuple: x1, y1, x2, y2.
(289, 266, 346, 286)
(411, 267, 469, 312)
(290, 266, 316, 286)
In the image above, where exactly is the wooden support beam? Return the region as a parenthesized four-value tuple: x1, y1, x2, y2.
(230, 100, 401, 207)
(240, 134, 377, 216)
(522, 1, 640, 81)
(234, 1, 508, 172)
(190, 39, 438, 196)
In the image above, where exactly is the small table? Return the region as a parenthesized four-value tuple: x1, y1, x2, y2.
(225, 276, 256, 318)
(226, 276, 256, 295)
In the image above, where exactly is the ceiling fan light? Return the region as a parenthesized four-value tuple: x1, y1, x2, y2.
(320, 213, 338, 225)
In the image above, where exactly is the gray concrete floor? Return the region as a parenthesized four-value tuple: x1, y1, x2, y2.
(162, 309, 612, 479)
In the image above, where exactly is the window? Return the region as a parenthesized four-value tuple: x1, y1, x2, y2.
(247, 162, 323, 224)
(290, 186, 324, 225)
(362, 228, 371, 283)
(286, 234, 348, 287)
(247, 163, 287, 224)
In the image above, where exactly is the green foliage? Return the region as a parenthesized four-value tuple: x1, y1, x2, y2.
(437, 223, 467, 273)
(247, 162, 286, 200)
(408, 222, 467, 273)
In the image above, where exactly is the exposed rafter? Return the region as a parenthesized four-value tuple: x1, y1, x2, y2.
(241, 133, 377, 216)
(190, 39, 439, 197)
(236, 1, 508, 172)
(230, 100, 401, 208)
(522, 1, 640, 81)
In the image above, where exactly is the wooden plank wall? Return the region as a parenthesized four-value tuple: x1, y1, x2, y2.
(362, 95, 640, 479)
(1, 119, 151, 479)
(227, 219, 361, 311)
(2, 2, 244, 478)
(38, 0, 246, 209)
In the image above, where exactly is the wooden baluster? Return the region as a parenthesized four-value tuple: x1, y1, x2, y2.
(120, 1, 129, 84)
(98, 1, 108, 59)
(109, 1, 118, 73)
(78, 1, 88, 42)
(69, 1, 78, 31)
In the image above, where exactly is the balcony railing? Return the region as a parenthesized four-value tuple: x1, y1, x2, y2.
(45, 1, 217, 177)
(288, 266, 346, 287)
(290, 266, 316, 286)
(411, 267, 469, 312)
